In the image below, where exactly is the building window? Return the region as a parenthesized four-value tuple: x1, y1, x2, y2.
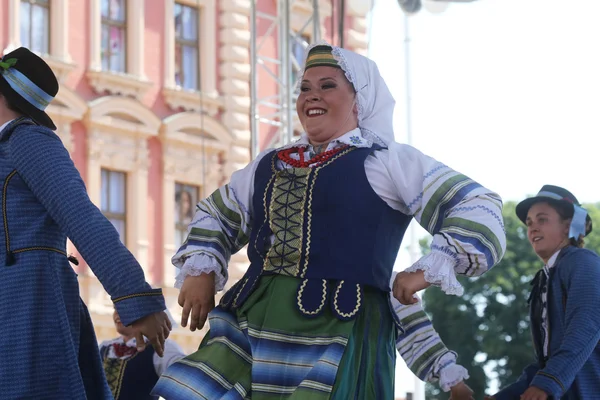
(101, 169, 127, 243)
(174, 182, 200, 249)
(20, 0, 50, 54)
(101, 0, 127, 73)
(174, 2, 199, 90)
(291, 34, 309, 91)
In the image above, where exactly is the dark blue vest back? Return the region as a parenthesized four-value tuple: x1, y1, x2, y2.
(220, 145, 411, 321)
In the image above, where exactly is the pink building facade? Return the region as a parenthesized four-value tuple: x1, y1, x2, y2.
(0, 0, 371, 352)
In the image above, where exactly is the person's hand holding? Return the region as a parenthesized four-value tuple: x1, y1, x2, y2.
(449, 381, 474, 400)
(520, 387, 548, 400)
(131, 311, 172, 357)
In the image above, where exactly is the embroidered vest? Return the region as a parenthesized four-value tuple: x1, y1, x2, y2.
(220, 145, 412, 321)
(100, 344, 159, 400)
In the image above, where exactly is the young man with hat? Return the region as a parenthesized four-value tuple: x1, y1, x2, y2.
(491, 185, 599, 400)
(0, 47, 172, 398)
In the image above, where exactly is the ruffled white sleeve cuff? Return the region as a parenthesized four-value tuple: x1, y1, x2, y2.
(174, 253, 228, 292)
(434, 352, 470, 392)
(404, 249, 464, 296)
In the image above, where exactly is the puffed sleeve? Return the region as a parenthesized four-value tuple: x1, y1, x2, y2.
(375, 143, 506, 295)
(173, 149, 272, 291)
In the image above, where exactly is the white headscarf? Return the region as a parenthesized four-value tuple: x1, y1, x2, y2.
(298, 42, 396, 146)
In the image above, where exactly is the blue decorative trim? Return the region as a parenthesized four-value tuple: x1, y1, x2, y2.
(449, 205, 505, 232)
(406, 164, 450, 211)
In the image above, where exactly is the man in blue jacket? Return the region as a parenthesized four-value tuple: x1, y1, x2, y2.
(492, 185, 599, 400)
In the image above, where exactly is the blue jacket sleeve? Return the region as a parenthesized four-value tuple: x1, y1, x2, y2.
(530, 249, 600, 398)
(8, 125, 166, 326)
(493, 362, 539, 399)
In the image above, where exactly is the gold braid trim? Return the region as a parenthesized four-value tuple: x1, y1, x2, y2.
(297, 279, 328, 315)
(333, 281, 362, 319)
(112, 290, 163, 304)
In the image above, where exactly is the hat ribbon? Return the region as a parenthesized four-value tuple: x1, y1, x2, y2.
(0, 63, 54, 111)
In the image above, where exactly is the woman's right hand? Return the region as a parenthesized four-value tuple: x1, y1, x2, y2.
(178, 272, 216, 332)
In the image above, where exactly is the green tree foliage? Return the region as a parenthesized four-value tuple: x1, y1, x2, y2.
(420, 201, 600, 399)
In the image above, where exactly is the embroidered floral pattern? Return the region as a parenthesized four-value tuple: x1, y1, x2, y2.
(349, 135, 363, 145)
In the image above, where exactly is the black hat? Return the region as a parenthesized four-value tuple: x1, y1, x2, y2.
(0, 47, 58, 130)
(516, 185, 593, 237)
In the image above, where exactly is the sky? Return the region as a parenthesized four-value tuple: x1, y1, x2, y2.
(368, 0, 600, 396)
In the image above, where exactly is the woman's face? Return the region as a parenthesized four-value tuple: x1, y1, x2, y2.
(296, 66, 358, 145)
(526, 202, 570, 263)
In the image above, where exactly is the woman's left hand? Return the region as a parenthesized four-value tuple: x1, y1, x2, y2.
(449, 381, 474, 400)
(392, 270, 431, 305)
(520, 387, 548, 400)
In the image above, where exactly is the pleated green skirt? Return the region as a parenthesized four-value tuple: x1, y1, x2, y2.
(153, 275, 397, 399)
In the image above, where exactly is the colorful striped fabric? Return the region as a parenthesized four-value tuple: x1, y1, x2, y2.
(304, 45, 342, 70)
(393, 299, 464, 386)
(152, 275, 396, 399)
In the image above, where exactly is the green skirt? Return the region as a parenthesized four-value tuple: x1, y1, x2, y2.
(153, 275, 397, 399)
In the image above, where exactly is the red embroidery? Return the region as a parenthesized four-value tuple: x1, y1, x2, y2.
(112, 342, 137, 358)
(277, 145, 348, 168)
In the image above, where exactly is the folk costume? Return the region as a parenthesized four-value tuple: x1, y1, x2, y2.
(100, 337, 185, 400)
(495, 186, 600, 400)
(0, 48, 166, 399)
(153, 44, 506, 399)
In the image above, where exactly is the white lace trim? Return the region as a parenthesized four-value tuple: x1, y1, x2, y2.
(439, 363, 470, 392)
(174, 253, 227, 292)
(404, 251, 464, 296)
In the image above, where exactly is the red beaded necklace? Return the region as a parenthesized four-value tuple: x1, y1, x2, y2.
(277, 145, 349, 168)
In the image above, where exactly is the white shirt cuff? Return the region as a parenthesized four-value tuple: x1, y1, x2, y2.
(175, 253, 227, 292)
(405, 250, 463, 296)
(438, 357, 470, 392)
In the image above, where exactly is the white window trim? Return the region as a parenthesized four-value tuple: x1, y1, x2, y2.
(160, 111, 233, 285)
(87, 0, 151, 99)
(162, 0, 222, 115)
(84, 96, 161, 282)
(5, 0, 75, 83)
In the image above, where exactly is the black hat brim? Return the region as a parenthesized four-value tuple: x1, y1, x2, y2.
(516, 196, 574, 225)
(0, 74, 56, 130)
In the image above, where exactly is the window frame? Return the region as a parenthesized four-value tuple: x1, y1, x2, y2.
(100, 168, 128, 244)
(19, 0, 51, 55)
(100, 0, 128, 73)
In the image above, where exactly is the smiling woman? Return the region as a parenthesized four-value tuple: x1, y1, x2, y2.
(153, 42, 506, 400)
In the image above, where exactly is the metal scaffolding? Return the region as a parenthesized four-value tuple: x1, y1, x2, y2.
(250, 0, 322, 159)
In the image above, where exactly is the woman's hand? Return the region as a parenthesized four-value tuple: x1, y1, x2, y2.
(449, 381, 474, 400)
(178, 272, 216, 332)
(393, 270, 431, 305)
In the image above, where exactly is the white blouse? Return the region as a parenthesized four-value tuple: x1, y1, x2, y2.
(174, 128, 506, 297)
